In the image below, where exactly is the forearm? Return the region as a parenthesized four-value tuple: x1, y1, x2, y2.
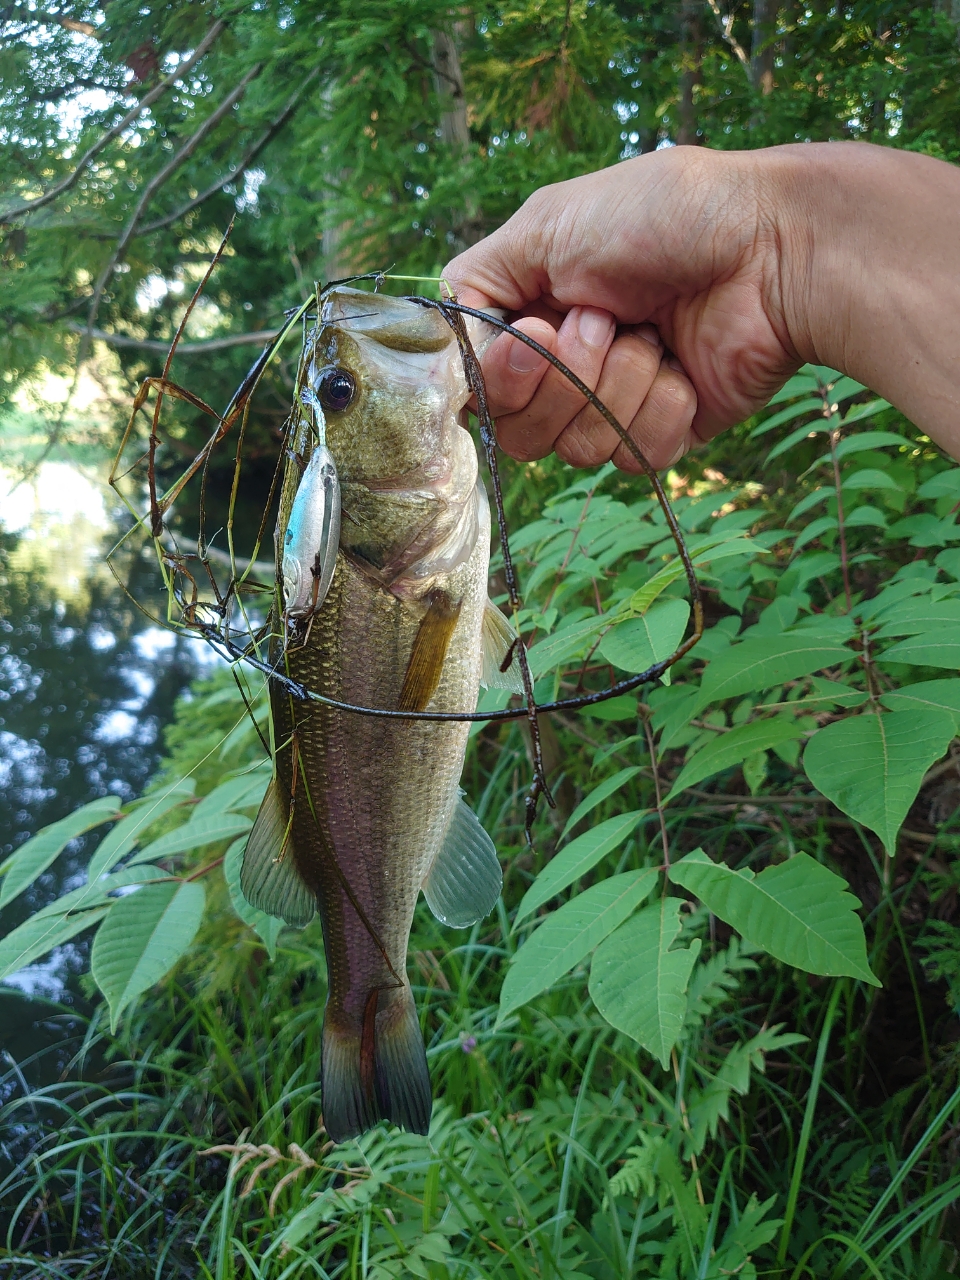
(772, 142, 960, 456)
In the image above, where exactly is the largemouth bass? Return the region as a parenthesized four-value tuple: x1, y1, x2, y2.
(241, 288, 520, 1143)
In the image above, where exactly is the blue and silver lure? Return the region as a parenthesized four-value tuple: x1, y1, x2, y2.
(281, 390, 342, 617)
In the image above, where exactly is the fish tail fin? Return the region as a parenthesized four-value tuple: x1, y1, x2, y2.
(321, 986, 431, 1144)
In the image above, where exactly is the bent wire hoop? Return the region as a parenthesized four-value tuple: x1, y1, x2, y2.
(107, 251, 705, 737)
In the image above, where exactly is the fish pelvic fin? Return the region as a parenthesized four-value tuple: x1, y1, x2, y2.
(397, 589, 462, 713)
(480, 598, 524, 694)
(240, 777, 317, 927)
(321, 986, 431, 1144)
(423, 791, 502, 928)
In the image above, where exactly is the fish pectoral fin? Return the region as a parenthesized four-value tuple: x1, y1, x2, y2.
(240, 778, 317, 927)
(480, 598, 524, 694)
(397, 589, 462, 712)
(422, 793, 502, 929)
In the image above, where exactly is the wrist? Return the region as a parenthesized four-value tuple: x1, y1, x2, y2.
(768, 142, 960, 454)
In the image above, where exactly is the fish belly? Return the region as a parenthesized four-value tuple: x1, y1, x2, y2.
(272, 536, 487, 1140)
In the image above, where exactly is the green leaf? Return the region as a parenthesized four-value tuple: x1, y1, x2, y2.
(87, 779, 196, 881)
(668, 849, 878, 985)
(787, 489, 831, 523)
(223, 837, 283, 959)
(514, 811, 645, 925)
(845, 505, 887, 529)
(750, 396, 824, 438)
(879, 633, 960, 669)
(880, 679, 960, 728)
(762, 374, 820, 409)
(0, 796, 123, 909)
(666, 717, 805, 802)
(696, 633, 852, 709)
(132, 812, 253, 865)
(765, 424, 830, 464)
(191, 765, 271, 822)
(803, 710, 955, 854)
(498, 870, 658, 1023)
(0, 907, 109, 982)
(792, 516, 837, 554)
(918, 470, 960, 500)
(627, 559, 689, 614)
(561, 767, 642, 839)
(834, 430, 906, 459)
(836, 399, 891, 428)
(873, 599, 960, 638)
(589, 896, 701, 1067)
(34, 864, 170, 922)
(598, 599, 690, 678)
(91, 880, 206, 1031)
(527, 615, 606, 677)
(842, 468, 903, 492)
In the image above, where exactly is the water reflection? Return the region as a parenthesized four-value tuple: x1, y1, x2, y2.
(0, 457, 215, 1007)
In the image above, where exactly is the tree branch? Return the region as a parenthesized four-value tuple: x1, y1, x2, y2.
(0, 18, 226, 225)
(82, 61, 263, 349)
(139, 68, 319, 236)
(64, 321, 279, 353)
(703, 0, 751, 74)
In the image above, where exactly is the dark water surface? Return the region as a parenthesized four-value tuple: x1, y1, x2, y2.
(0, 459, 216, 1076)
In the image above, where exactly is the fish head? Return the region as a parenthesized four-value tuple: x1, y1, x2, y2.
(305, 288, 495, 488)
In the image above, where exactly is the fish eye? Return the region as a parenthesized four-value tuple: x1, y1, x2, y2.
(315, 366, 356, 412)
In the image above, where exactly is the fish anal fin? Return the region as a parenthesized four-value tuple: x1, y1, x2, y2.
(397, 589, 462, 712)
(481, 599, 524, 694)
(423, 793, 502, 929)
(240, 778, 317, 927)
(321, 988, 431, 1143)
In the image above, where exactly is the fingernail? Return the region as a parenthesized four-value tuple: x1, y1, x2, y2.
(667, 439, 689, 467)
(578, 307, 614, 349)
(667, 355, 686, 373)
(508, 337, 546, 374)
(637, 324, 662, 349)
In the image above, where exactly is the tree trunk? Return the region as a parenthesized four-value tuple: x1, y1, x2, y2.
(431, 25, 483, 249)
(677, 0, 703, 145)
(751, 0, 775, 95)
(431, 28, 470, 149)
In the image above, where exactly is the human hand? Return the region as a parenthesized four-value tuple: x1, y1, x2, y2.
(445, 142, 960, 469)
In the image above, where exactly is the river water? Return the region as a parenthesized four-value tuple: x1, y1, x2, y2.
(0, 452, 217, 1068)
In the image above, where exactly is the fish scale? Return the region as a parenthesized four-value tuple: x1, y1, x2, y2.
(240, 288, 521, 1143)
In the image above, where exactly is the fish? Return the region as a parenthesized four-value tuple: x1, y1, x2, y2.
(241, 287, 522, 1143)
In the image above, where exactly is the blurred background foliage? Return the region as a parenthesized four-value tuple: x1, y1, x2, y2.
(2, 0, 960, 473)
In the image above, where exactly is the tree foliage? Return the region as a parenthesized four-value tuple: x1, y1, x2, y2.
(2, 0, 959, 464)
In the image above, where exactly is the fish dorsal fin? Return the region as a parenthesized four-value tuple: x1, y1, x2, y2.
(240, 778, 317, 927)
(481, 599, 524, 694)
(422, 793, 502, 928)
(398, 590, 462, 712)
